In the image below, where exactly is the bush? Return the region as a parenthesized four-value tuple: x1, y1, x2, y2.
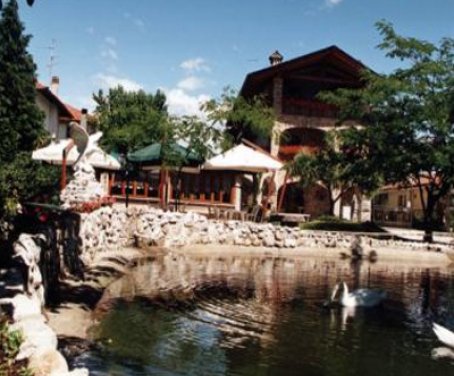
(0, 315, 32, 376)
(301, 215, 385, 232)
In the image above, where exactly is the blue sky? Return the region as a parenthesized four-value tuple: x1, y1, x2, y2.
(19, 0, 454, 115)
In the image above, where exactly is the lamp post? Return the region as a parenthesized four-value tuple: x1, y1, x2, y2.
(119, 152, 132, 208)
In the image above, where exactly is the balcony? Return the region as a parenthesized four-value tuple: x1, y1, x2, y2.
(278, 145, 320, 161)
(282, 98, 338, 118)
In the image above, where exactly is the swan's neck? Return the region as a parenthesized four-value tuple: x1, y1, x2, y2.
(342, 282, 349, 298)
(330, 283, 339, 302)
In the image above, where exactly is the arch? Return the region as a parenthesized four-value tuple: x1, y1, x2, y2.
(277, 182, 331, 217)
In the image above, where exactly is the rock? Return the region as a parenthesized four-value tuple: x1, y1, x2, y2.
(28, 348, 69, 376)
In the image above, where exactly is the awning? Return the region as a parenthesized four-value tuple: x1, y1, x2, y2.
(127, 142, 203, 166)
(32, 136, 120, 170)
(202, 144, 283, 173)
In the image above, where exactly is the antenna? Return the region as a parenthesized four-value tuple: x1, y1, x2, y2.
(46, 38, 58, 80)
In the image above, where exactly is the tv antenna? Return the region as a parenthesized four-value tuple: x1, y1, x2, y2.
(46, 38, 58, 80)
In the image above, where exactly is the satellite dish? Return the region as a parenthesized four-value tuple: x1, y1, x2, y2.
(69, 121, 89, 166)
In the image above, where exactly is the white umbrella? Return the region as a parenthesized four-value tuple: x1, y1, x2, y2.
(202, 144, 282, 172)
(32, 139, 78, 165)
(32, 134, 120, 170)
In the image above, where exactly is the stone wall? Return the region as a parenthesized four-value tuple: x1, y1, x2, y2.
(77, 206, 452, 264)
(0, 234, 87, 376)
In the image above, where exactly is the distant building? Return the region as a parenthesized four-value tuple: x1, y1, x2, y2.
(35, 76, 92, 140)
(239, 46, 371, 220)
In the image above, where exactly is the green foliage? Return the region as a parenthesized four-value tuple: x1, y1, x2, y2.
(0, 153, 60, 218)
(0, 0, 44, 163)
(201, 87, 275, 146)
(288, 131, 380, 215)
(300, 215, 384, 232)
(0, 0, 56, 220)
(0, 314, 32, 375)
(319, 20, 454, 233)
(93, 86, 169, 154)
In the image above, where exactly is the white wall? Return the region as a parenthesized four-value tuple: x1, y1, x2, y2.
(36, 92, 67, 140)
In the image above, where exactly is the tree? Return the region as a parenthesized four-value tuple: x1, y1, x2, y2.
(320, 20, 454, 240)
(0, 0, 44, 162)
(288, 131, 381, 217)
(93, 86, 169, 153)
(0, 0, 34, 10)
(201, 87, 275, 147)
(0, 0, 57, 219)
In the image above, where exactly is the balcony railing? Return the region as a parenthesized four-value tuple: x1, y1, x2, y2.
(278, 145, 320, 160)
(282, 98, 338, 118)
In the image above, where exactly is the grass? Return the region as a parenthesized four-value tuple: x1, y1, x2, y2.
(300, 215, 385, 233)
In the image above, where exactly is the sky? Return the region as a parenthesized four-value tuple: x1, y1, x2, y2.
(18, 0, 454, 116)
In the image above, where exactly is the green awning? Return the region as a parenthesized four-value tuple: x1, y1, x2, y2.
(127, 142, 203, 166)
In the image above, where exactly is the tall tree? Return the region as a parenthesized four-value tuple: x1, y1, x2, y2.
(320, 20, 454, 240)
(201, 87, 275, 147)
(93, 86, 169, 153)
(0, 0, 58, 219)
(0, 0, 44, 162)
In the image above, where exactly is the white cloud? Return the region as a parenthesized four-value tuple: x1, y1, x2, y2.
(94, 74, 143, 92)
(325, 0, 343, 7)
(105, 36, 116, 46)
(180, 57, 210, 73)
(164, 88, 210, 117)
(177, 76, 204, 91)
(134, 19, 145, 29)
(101, 48, 118, 61)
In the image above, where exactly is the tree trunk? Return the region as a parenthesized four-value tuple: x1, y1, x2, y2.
(423, 194, 436, 243)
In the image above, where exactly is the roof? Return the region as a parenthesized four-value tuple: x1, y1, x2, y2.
(202, 144, 283, 173)
(240, 45, 371, 98)
(35, 81, 88, 123)
(36, 82, 75, 119)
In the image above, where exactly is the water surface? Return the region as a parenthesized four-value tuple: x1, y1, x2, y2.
(71, 252, 454, 375)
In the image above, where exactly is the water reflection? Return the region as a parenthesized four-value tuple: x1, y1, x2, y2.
(75, 252, 454, 376)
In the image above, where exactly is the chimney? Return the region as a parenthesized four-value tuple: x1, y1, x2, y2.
(80, 108, 88, 131)
(269, 50, 283, 66)
(50, 76, 60, 95)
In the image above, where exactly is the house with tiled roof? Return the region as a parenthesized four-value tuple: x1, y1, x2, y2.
(35, 76, 91, 140)
(238, 46, 371, 220)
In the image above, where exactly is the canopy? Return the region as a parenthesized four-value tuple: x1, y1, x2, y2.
(32, 136, 120, 170)
(202, 144, 283, 173)
(127, 142, 203, 166)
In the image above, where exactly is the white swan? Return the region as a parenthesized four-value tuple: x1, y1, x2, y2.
(330, 282, 387, 308)
(433, 323, 454, 348)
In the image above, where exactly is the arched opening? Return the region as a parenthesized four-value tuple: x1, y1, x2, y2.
(277, 182, 331, 217)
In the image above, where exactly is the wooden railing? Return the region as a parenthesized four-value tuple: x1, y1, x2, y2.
(282, 98, 338, 117)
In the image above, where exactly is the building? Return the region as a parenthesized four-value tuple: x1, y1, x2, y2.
(35, 76, 91, 139)
(372, 179, 452, 229)
(239, 46, 371, 220)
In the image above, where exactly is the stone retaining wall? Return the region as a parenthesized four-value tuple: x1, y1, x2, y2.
(78, 206, 452, 263)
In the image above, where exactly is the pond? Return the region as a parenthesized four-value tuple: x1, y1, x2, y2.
(69, 252, 454, 375)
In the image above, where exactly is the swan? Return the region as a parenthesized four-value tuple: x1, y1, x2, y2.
(329, 282, 387, 308)
(433, 323, 454, 348)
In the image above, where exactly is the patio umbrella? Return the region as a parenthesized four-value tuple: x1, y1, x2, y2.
(127, 142, 203, 166)
(202, 144, 282, 172)
(32, 137, 120, 170)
